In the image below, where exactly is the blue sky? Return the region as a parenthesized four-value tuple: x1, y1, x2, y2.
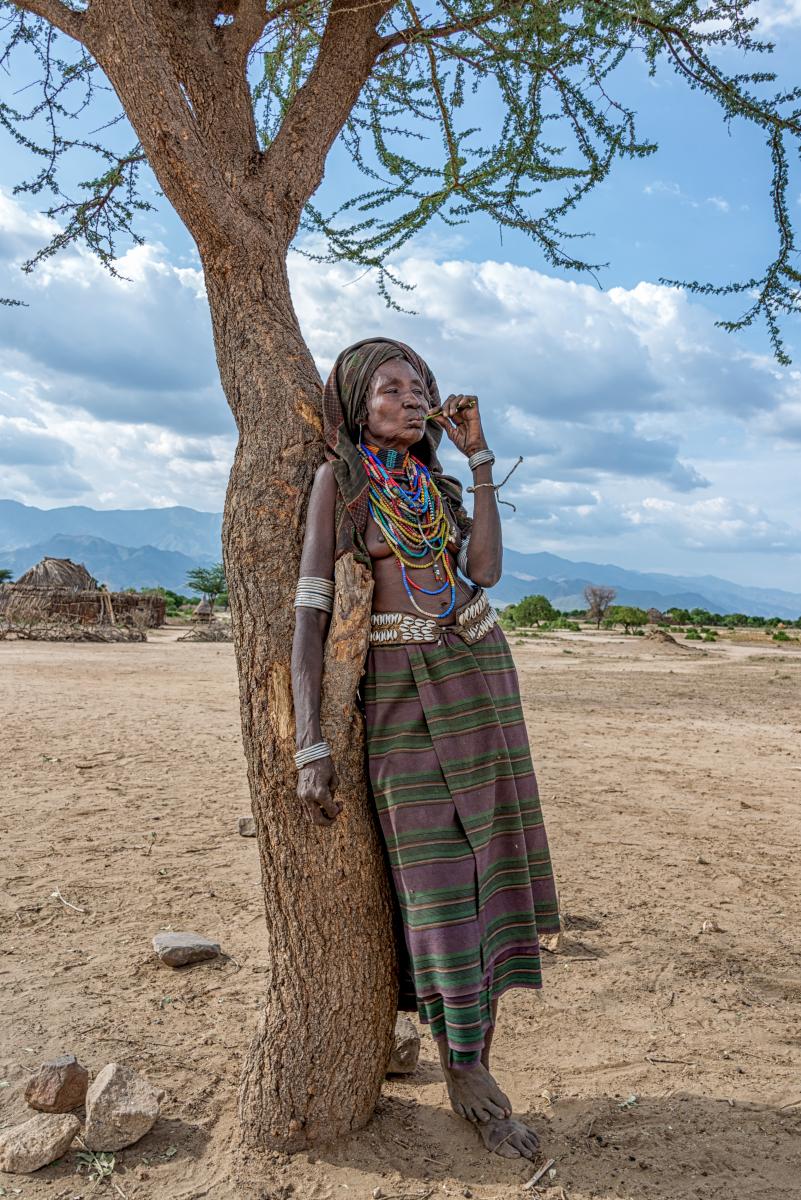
(1, 2, 800, 589)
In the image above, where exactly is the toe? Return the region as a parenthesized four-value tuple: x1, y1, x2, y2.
(495, 1140, 521, 1158)
(451, 1100, 467, 1119)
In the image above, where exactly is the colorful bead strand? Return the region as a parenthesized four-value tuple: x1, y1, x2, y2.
(359, 442, 457, 618)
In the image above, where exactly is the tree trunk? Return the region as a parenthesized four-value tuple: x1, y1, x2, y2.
(205, 242, 397, 1150)
(27, 0, 399, 1152)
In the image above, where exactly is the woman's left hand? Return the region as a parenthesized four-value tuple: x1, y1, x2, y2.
(432, 394, 487, 458)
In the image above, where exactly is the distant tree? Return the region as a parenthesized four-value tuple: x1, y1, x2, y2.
(186, 564, 227, 611)
(605, 605, 648, 634)
(585, 585, 616, 630)
(0, 568, 13, 585)
(512, 594, 558, 627)
(667, 607, 691, 624)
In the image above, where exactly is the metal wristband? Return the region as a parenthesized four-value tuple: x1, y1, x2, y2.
(294, 741, 331, 769)
(468, 448, 495, 471)
(294, 576, 335, 613)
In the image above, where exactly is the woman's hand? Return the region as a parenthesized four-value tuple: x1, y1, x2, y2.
(432, 393, 487, 458)
(297, 756, 341, 827)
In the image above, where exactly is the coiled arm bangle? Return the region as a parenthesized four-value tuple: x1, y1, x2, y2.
(468, 448, 496, 471)
(294, 576, 335, 613)
(294, 741, 331, 769)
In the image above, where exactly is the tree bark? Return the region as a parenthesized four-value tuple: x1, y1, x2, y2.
(206, 243, 397, 1150)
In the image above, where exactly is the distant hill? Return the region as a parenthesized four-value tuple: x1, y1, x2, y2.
(496, 550, 801, 619)
(0, 499, 221, 561)
(2, 499, 799, 618)
(0, 535, 205, 594)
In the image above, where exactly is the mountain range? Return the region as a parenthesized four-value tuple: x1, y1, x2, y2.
(1, 499, 799, 618)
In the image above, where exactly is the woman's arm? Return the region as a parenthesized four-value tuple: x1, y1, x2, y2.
(436, 395, 502, 588)
(291, 462, 341, 827)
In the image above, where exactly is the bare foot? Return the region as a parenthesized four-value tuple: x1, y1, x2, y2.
(442, 1061, 512, 1123)
(477, 1116, 540, 1159)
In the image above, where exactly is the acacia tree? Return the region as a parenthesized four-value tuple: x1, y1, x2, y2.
(186, 562, 227, 609)
(3, 0, 801, 1154)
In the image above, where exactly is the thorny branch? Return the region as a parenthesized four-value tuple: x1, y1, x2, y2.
(1, 1, 801, 356)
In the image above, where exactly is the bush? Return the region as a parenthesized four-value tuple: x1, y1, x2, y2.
(773, 630, 791, 642)
(541, 617, 581, 632)
(509, 593, 558, 627)
(685, 629, 702, 640)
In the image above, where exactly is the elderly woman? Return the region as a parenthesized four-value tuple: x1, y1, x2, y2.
(292, 338, 559, 1161)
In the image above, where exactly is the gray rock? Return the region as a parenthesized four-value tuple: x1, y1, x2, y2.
(152, 930, 220, 967)
(387, 1014, 420, 1075)
(83, 1062, 164, 1151)
(25, 1053, 88, 1113)
(237, 816, 256, 837)
(0, 1112, 80, 1173)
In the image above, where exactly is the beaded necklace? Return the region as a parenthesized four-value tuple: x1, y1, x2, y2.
(360, 441, 456, 618)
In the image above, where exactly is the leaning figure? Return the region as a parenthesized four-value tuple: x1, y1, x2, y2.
(291, 338, 560, 1161)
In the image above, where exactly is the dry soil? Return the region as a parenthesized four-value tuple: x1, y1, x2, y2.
(2, 628, 801, 1200)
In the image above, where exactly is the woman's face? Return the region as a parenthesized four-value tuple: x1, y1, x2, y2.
(363, 359, 429, 450)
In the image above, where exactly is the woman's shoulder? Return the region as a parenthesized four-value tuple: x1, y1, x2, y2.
(311, 460, 337, 501)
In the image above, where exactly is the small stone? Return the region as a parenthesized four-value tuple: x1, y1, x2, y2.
(152, 931, 220, 967)
(387, 1015, 420, 1075)
(238, 816, 256, 837)
(0, 1112, 80, 1172)
(83, 1062, 164, 1151)
(25, 1054, 89, 1113)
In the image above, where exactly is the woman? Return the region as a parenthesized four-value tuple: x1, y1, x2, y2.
(291, 338, 559, 1161)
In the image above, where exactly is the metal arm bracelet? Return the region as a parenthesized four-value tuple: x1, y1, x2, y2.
(294, 576, 335, 613)
(468, 448, 496, 471)
(294, 741, 332, 769)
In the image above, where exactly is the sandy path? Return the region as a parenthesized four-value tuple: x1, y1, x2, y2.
(1, 630, 800, 1199)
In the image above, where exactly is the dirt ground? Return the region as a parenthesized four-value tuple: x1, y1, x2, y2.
(2, 627, 801, 1200)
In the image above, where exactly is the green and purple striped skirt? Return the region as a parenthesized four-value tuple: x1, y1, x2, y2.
(364, 622, 559, 1067)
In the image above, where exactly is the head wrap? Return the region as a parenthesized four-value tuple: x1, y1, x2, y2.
(322, 337, 471, 564)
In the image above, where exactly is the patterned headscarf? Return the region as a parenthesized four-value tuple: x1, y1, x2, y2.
(322, 337, 471, 563)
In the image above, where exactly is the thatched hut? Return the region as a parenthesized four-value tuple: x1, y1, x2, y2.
(193, 597, 214, 623)
(0, 556, 165, 628)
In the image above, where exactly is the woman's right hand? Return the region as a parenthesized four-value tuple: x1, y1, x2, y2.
(297, 756, 341, 827)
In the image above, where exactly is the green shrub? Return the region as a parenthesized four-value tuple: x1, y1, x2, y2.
(685, 629, 702, 640)
(773, 630, 791, 642)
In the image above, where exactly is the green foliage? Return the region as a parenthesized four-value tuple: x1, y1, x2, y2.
(604, 605, 648, 634)
(2, 2, 801, 352)
(541, 617, 581, 632)
(76, 1147, 116, 1184)
(506, 593, 557, 627)
(186, 563, 227, 602)
(772, 629, 792, 641)
(0, 567, 13, 585)
(684, 628, 702, 640)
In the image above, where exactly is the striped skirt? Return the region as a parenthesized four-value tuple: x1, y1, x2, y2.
(364, 623, 559, 1066)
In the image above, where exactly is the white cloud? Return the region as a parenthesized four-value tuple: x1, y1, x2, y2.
(626, 496, 801, 553)
(1, 191, 800, 579)
(643, 180, 730, 213)
(754, 1, 801, 31)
